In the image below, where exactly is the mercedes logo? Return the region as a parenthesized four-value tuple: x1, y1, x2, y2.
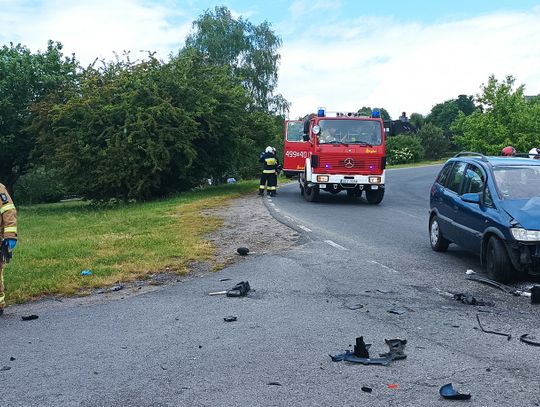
(343, 158, 355, 168)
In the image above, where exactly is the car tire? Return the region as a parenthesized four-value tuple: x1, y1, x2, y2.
(366, 188, 384, 204)
(304, 184, 319, 202)
(429, 215, 450, 252)
(485, 236, 514, 283)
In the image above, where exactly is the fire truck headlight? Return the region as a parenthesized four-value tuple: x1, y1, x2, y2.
(369, 176, 381, 183)
(317, 175, 329, 182)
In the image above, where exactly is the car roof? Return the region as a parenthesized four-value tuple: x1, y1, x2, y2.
(448, 154, 540, 168)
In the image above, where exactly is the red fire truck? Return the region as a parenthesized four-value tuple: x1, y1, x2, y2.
(283, 108, 386, 204)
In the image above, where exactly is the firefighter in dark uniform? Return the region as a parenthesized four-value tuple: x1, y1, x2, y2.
(258, 146, 280, 197)
(0, 183, 17, 316)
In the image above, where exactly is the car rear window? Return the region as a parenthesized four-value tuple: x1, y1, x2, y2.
(436, 163, 453, 186)
(446, 162, 467, 193)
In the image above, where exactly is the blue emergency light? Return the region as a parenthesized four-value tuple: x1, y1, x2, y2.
(371, 109, 381, 118)
(317, 107, 326, 117)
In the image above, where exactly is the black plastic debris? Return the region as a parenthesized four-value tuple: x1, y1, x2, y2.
(109, 284, 124, 292)
(237, 247, 250, 256)
(345, 303, 364, 310)
(439, 383, 471, 400)
(520, 334, 540, 347)
(387, 307, 406, 315)
(476, 314, 511, 341)
(531, 285, 540, 304)
(267, 382, 282, 386)
(223, 316, 237, 322)
(354, 336, 370, 358)
(21, 315, 38, 321)
(209, 281, 251, 297)
(9, 357, 15, 361)
(226, 281, 250, 297)
(361, 386, 372, 393)
(220, 278, 232, 282)
(0, 366, 11, 371)
(453, 293, 494, 306)
(330, 337, 407, 366)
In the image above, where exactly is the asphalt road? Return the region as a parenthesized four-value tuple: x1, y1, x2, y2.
(2, 165, 540, 407)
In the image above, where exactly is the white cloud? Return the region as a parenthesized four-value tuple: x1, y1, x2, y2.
(0, 0, 192, 64)
(278, 8, 540, 120)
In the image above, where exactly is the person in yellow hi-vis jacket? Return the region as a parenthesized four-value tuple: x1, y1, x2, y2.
(258, 146, 280, 197)
(0, 183, 17, 316)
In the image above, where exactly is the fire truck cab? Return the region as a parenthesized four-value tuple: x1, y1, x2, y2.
(284, 108, 386, 204)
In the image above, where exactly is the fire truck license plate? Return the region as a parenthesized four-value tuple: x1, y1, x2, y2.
(341, 179, 356, 184)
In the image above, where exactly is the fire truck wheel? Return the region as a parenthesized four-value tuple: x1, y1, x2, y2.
(304, 185, 320, 202)
(366, 188, 384, 204)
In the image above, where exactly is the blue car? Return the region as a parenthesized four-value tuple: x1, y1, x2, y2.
(429, 152, 540, 282)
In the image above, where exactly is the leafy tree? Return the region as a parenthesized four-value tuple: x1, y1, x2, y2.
(0, 41, 78, 189)
(185, 6, 283, 111)
(416, 123, 449, 159)
(453, 75, 540, 154)
(427, 94, 477, 138)
(357, 106, 391, 120)
(409, 113, 425, 130)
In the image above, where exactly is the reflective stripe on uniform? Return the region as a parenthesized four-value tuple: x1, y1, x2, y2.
(259, 185, 266, 189)
(4, 227, 17, 234)
(0, 203, 15, 214)
(267, 186, 276, 191)
(265, 158, 277, 166)
(263, 170, 276, 174)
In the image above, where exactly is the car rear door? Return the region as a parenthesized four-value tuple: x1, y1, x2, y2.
(438, 161, 467, 243)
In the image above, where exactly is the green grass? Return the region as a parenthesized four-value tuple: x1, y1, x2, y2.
(388, 158, 449, 169)
(4, 180, 259, 304)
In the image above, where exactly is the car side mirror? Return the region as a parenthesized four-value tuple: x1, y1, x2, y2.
(461, 192, 481, 204)
(302, 134, 310, 142)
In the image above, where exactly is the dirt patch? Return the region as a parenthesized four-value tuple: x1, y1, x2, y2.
(199, 194, 300, 271)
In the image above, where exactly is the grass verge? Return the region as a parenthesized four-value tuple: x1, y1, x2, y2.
(387, 158, 448, 169)
(5, 180, 259, 305)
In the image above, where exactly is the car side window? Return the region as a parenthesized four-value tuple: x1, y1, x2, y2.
(483, 185, 494, 207)
(446, 161, 467, 193)
(463, 165, 485, 194)
(436, 163, 454, 187)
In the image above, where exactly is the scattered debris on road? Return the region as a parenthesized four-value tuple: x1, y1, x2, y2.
(223, 316, 237, 322)
(267, 382, 282, 386)
(209, 281, 251, 297)
(109, 284, 124, 292)
(21, 315, 39, 321)
(0, 366, 11, 372)
(344, 303, 364, 310)
(439, 383, 471, 400)
(453, 293, 494, 306)
(465, 269, 476, 275)
(236, 247, 250, 256)
(330, 337, 407, 366)
(361, 386, 372, 393)
(387, 384, 398, 389)
(466, 275, 531, 297)
(387, 307, 407, 315)
(520, 334, 540, 347)
(220, 278, 232, 282)
(476, 314, 511, 341)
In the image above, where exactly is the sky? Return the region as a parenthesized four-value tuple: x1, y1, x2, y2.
(2, 0, 540, 119)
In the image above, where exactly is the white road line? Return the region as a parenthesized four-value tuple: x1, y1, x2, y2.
(324, 240, 348, 251)
(297, 225, 312, 232)
(394, 209, 423, 220)
(368, 260, 398, 273)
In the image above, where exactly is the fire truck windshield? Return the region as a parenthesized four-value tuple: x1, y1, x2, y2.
(318, 120, 382, 146)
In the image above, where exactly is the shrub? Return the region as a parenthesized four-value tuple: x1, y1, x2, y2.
(416, 123, 450, 159)
(14, 167, 68, 204)
(387, 135, 424, 164)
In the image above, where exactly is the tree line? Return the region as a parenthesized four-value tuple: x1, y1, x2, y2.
(2, 5, 540, 202)
(366, 77, 540, 165)
(1, 6, 287, 203)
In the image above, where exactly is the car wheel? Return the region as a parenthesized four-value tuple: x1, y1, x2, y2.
(429, 215, 450, 252)
(304, 184, 319, 202)
(485, 236, 514, 283)
(366, 188, 384, 204)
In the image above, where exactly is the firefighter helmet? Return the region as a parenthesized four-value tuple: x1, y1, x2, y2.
(502, 146, 516, 156)
(265, 146, 273, 153)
